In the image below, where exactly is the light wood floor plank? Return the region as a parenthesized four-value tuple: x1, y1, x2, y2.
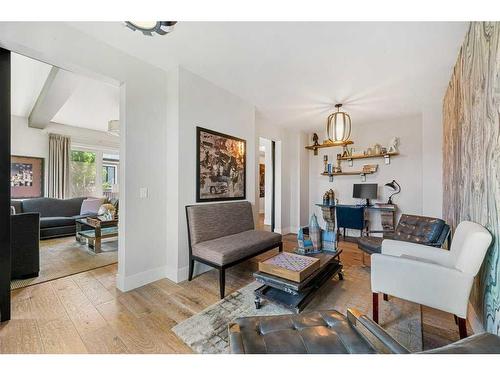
(52, 278, 109, 337)
(72, 271, 115, 306)
(36, 316, 89, 354)
(0, 319, 44, 354)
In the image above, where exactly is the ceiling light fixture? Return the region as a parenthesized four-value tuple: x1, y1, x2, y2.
(326, 103, 352, 145)
(124, 21, 177, 36)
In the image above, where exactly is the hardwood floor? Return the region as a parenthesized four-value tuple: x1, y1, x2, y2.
(0, 234, 468, 353)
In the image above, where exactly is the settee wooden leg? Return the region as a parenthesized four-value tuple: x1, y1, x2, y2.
(278, 242, 283, 252)
(372, 292, 379, 323)
(458, 317, 467, 339)
(219, 269, 226, 299)
(383, 293, 389, 301)
(188, 259, 195, 281)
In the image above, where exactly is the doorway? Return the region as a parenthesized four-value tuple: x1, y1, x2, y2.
(257, 137, 276, 232)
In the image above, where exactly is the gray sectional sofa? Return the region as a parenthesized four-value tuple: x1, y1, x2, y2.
(11, 197, 97, 239)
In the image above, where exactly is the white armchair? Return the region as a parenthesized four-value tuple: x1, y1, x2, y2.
(371, 221, 492, 339)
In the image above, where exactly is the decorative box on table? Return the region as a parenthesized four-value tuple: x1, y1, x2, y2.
(258, 252, 320, 283)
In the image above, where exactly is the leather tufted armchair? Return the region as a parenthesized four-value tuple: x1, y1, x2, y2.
(229, 308, 409, 354)
(229, 307, 500, 354)
(358, 214, 450, 255)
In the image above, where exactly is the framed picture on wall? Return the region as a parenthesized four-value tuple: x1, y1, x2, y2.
(259, 163, 265, 198)
(196, 127, 246, 202)
(10, 155, 44, 198)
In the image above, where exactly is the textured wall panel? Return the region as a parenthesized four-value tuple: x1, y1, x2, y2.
(443, 22, 500, 334)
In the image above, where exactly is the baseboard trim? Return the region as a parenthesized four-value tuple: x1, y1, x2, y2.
(177, 262, 213, 283)
(468, 301, 485, 334)
(116, 266, 167, 292)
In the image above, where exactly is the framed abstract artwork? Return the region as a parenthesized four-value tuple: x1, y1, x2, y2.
(196, 127, 246, 202)
(259, 163, 265, 198)
(10, 155, 44, 198)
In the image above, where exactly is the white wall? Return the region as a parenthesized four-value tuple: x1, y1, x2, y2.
(167, 67, 256, 282)
(422, 103, 443, 218)
(0, 22, 169, 292)
(308, 114, 423, 234)
(11, 115, 49, 194)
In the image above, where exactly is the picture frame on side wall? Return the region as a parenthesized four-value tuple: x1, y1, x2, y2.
(10, 155, 44, 198)
(196, 126, 246, 202)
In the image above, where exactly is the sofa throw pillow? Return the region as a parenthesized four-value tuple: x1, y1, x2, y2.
(80, 198, 105, 215)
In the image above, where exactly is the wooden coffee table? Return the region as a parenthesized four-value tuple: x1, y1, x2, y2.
(253, 250, 343, 313)
(76, 218, 118, 254)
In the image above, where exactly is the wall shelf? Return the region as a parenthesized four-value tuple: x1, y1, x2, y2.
(305, 140, 354, 155)
(320, 166, 377, 182)
(338, 152, 399, 165)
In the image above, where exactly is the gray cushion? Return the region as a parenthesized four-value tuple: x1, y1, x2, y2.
(192, 230, 282, 266)
(40, 216, 75, 229)
(187, 201, 254, 245)
(230, 310, 376, 354)
(21, 197, 86, 218)
(358, 236, 384, 254)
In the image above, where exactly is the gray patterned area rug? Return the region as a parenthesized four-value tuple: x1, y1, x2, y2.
(172, 265, 423, 354)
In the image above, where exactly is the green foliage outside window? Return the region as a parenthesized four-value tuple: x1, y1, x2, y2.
(70, 151, 96, 197)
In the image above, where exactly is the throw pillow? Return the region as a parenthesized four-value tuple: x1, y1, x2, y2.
(80, 198, 105, 215)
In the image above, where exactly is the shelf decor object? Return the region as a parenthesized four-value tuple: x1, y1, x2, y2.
(338, 151, 399, 166)
(321, 164, 378, 182)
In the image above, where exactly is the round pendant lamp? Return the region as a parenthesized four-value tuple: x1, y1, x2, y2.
(326, 103, 352, 145)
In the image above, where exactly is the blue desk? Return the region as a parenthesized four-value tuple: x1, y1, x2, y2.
(316, 203, 397, 235)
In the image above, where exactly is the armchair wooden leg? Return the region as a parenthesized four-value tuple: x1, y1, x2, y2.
(372, 292, 379, 323)
(188, 259, 195, 281)
(458, 317, 467, 339)
(219, 268, 226, 299)
(278, 242, 283, 252)
(383, 293, 389, 301)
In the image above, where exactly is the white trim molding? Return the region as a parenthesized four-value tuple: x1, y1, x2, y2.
(116, 266, 167, 292)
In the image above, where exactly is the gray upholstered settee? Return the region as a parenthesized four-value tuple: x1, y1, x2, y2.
(229, 308, 500, 354)
(358, 214, 450, 255)
(11, 197, 96, 239)
(186, 201, 282, 299)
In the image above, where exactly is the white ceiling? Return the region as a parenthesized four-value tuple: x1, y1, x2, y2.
(11, 52, 119, 131)
(11, 53, 52, 118)
(69, 22, 468, 130)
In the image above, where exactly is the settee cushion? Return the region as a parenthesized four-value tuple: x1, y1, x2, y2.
(192, 229, 282, 266)
(40, 216, 75, 229)
(230, 310, 376, 354)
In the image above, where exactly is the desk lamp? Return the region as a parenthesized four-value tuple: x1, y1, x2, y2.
(384, 180, 401, 204)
